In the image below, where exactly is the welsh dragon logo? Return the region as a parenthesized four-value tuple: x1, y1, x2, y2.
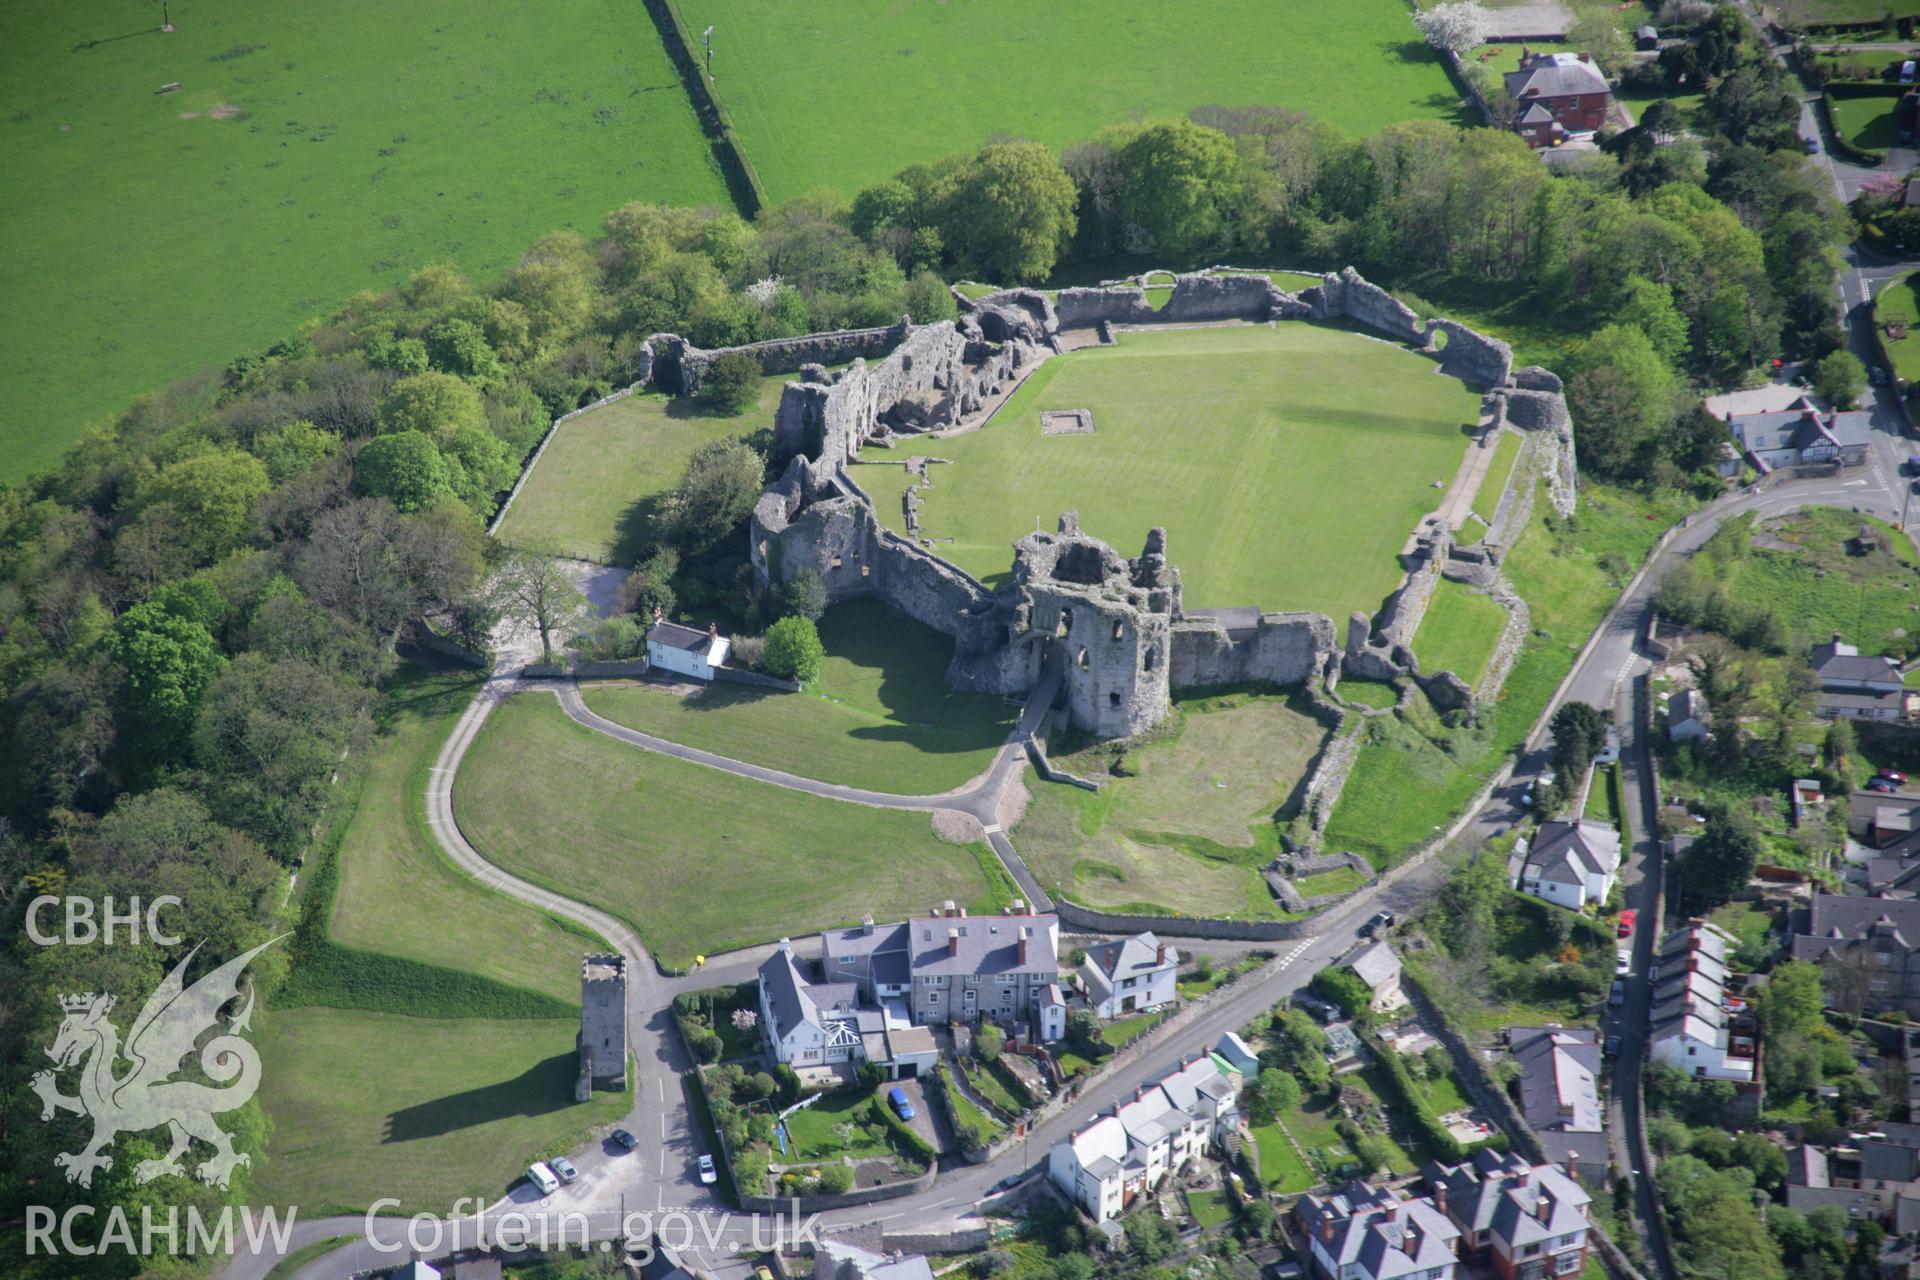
(31, 937, 282, 1189)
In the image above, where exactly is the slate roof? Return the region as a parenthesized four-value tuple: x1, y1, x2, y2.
(1216, 1031, 1260, 1076)
(647, 619, 716, 652)
(1345, 940, 1402, 992)
(758, 947, 859, 1045)
(1787, 1143, 1831, 1188)
(1810, 637, 1901, 685)
(1786, 1185, 1880, 1217)
(1298, 1182, 1463, 1280)
(1820, 690, 1906, 715)
(1670, 688, 1707, 730)
(1424, 1151, 1592, 1248)
(1082, 933, 1176, 1004)
(1650, 921, 1740, 1053)
(1509, 1026, 1602, 1135)
(1504, 52, 1611, 102)
(905, 913, 1059, 979)
(818, 1240, 936, 1280)
(1732, 402, 1873, 461)
(1794, 894, 1920, 959)
(1520, 820, 1622, 887)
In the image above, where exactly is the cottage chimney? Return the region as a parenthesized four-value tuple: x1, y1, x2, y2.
(943, 899, 957, 916)
(1135, 1084, 1145, 1101)
(947, 929, 959, 957)
(861, 914, 874, 935)
(653, 606, 664, 623)
(1567, 1150, 1579, 1182)
(1536, 1188, 1554, 1222)
(1018, 936, 1030, 966)
(1386, 1201, 1400, 1224)
(1577, 50, 1590, 62)
(1321, 1218, 1335, 1244)
(708, 621, 718, 639)
(1835, 631, 1845, 644)
(1434, 1182, 1448, 1215)
(1011, 898, 1026, 915)
(1156, 943, 1168, 965)
(778, 937, 792, 954)
(958, 907, 967, 918)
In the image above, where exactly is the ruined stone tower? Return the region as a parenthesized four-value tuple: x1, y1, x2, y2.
(1000, 515, 1178, 740)
(577, 953, 627, 1099)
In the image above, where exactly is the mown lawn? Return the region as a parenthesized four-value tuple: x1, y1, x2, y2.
(495, 374, 793, 565)
(861, 324, 1482, 617)
(1829, 89, 1903, 155)
(672, 0, 1464, 203)
(251, 1007, 626, 1214)
(1326, 482, 1694, 867)
(1251, 1122, 1318, 1194)
(1472, 430, 1525, 516)
(331, 666, 595, 1004)
(1412, 579, 1508, 687)
(1186, 1189, 1234, 1227)
(455, 693, 1005, 967)
(780, 1090, 892, 1161)
(0, 0, 725, 482)
(1017, 688, 1331, 917)
(582, 598, 1013, 793)
(1294, 866, 1366, 897)
(1338, 679, 1402, 709)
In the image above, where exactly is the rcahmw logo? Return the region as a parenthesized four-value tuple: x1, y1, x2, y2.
(26, 934, 295, 1257)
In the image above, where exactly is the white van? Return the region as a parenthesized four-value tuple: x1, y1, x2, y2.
(527, 1161, 561, 1195)
(1903, 59, 1916, 84)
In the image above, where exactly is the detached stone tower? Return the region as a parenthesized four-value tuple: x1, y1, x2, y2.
(1001, 514, 1177, 739)
(577, 953, 627, 1100)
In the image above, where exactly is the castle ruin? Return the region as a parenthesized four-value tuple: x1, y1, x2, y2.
(577, 953, 627, 1100)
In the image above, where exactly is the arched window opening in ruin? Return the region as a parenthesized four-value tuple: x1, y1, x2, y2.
(831, 555, 844, 570)
(1143, 647, 1157, 672)
(861, 564, 870, 577)
(1109, 692, 1122, 708)
(757, 540, 768, 559)
(1056, 610, 1073, 638)
(1111, 621, 1124, 642)
(1076, 647, 1089, 670)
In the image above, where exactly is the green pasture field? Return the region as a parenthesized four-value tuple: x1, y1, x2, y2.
(581, 598, 1012, 793)
(1876, 274, 1920, 384)
(330, 666, 594, 1004)
(0, 0, 727, 483)
(1017, 688, 1331, 917)
(1721, 508, 1920, 653)
(495, 373, 793, 564)
(1411, 580, 1508, 686)
(454, 692, 1005, 967)
(671, 0, 1465, 202)
(1796, 0, 1920, 21)
(251, 1007, 626, 1214)
(860, 325, 1482, 618)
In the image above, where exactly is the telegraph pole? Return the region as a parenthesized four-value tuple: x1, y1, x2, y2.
(703, 25, 714, 78)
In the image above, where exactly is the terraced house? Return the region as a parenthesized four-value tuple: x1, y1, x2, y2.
(1295, 1181, 1462, 1280)
(1049, 1052, 1241, 1222)
(1425, 1152, 1593, 1280)
(821, 901, 1066, 1038)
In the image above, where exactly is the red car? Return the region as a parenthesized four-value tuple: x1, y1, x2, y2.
(1871, 778, 1901, 794)
(1881, 770, 1910, 785)
(1616, 909, 1637, 938)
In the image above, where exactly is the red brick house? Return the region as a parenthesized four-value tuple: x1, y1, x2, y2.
(1504, 51, 1612, 148)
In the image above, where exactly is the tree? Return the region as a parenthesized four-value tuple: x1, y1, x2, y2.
(1551, 700, 1610, 780)
(1067, 1008, 1102, 1055)
(817, 1163, 854, 1195)
(380, 371, 488, 441)
(780, 566, 828, 621)
(937, 142, 1079, 283)
(1413, 2, 1489, 57)
(1759, 960, 1825, 1039)
(655, 438, 765, 552)
(702, 350, 763, 414)
(1619, 276, 1691, 364)
(1567, 325, 1675, 477)
(1639, 98, 1685, 145)
(1811, 349, 1866, 410)
(1116, 121, 1242, 257)
(763, 615, 824, 682)
(1569, 6, 1632, 76)
(975, 1023, 1004, 1062)
(1244, 1069, 1302, 1124)
(103, 601, 225, 756)
(1686, 807, 1764, 903)
(354, 431, 453, 513)
(1311, 965, 1376, 1024)
(489, 546, 588, 665)
(137, 447, 272, 566)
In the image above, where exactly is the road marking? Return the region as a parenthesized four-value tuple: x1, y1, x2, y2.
(1847, 479, 1870, 487)
(982, 824, 1002, 835)
(1276, 938, 1315, 970)
(659, 1150, 667, 1174)
(658, 1077, 666, 1103)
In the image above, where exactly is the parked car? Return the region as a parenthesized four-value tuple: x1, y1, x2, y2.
(550, 1155, 579, 1184)
(888, 1087, 915, 1121)
(1609, 979, 1626, 1006)
(1871, 777, 1901, 794)
(1882, 769, 1910, 784)
(1872, 365, 1892, 387)
(527, 1162, 561, 1195)
(1615, 948, 1632, 976)
(1903, 58, 1916, 83)
(995, 1171, 1028, 1192)
(1907, 455, 1920, 476)
(1804, 135, 1820, 154)
(1363, 910, 1396, 936)
(1605, 1034, 1622, 1057)
(1617, 909, 1637, 938)
(610, 1128, 638, 1153)
(697, 1154, 718, 1185)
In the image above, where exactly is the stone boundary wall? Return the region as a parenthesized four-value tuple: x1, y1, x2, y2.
(644, 323, 910, 397)
(1302, 721, 1364, 835)
(1024, 738, 1101, 792)
(405, 620, 491, 669)
(1052, 899, 1317, 941)
(714, 666, 803, 692)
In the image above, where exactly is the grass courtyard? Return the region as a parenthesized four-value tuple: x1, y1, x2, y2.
(455, 692, 1007, 967)
(583, 598, 1012, 793)
(861, 325, 1482, 617)
(670, 0, 1463, 203)
(1017, 688, 1332, 917)
(252, 1007, 625, 1214)
(0, 0, 725, 483)
(1411, 579, 1508, 687)
(495, 374, 793, 565)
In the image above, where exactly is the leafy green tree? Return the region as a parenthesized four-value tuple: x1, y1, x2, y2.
(1311, 964, 1376, 1024)
(138, 447, 272, 566)
(938, 142, 1079, 283)
(764, 615, 825, 683)
(1618, 276, 1691, 364)
(1551, 700, 1610, 781)
(380, 371, 488, 440)
(781, 567, 828, 621)
(1639, 98, 1685, 144)
(426, 317, 504, 387)
(1567, 325, 1675, 477)
(1686, 806, 1764, 903)
(1811, 349, 1865, 410)
(489, 546, 588, 665)
(103, 601, 224, 755)
(975, 1024, 1004, 1062)
(1263, 1009, 1332, 1092)
(354, 431, 453, 513)
(1569, 6, 1631, 75)
(656, 438, 765, 552)
(1117, 121, 1242, 257)
(1759, 960, 1825, 1039)
(251, 419, 340, 485)
(702, 351, 763, 414)
(1244, 1069, 1302, 1125)
(817, 1162, 854, 1195)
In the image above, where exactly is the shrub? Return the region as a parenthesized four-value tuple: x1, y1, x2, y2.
(703, 351, 763, 413)
(816, 1162, 854, 1195)
(690, 1027, 722, 1063)
(866, 1095, 936, 1163)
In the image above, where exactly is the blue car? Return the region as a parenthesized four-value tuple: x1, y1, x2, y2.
(888, 1087, 915, 1121)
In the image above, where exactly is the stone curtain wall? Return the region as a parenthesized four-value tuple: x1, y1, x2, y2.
(642, 323, 910, 397)
(1167, 612, 1338, 690)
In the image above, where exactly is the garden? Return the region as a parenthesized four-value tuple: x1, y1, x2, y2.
(0, 0, 726, 482)
(581, 597, 1015, 794)
(859, 323, 1484, 619)
(1015, 687, 1335, 917)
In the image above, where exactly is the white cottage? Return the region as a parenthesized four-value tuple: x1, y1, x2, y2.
(647, 613, 730, 681)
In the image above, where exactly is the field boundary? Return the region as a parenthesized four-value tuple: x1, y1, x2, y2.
(643, 0, 770, 215)
(488, 381, 648, 538)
